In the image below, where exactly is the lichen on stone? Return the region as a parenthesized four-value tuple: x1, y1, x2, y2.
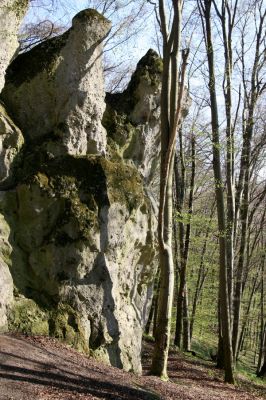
(6, 0, 29, 18)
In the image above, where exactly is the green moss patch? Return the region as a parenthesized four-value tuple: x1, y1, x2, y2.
(4, 30, 70, 87)
(49, 303, 89, 353)
(8, 298, 49, 335)
(8, 299, 89, 353)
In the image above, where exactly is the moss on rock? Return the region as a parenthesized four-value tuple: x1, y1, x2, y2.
(4, 31, 70, 87)
(8, 299, 89, 352)
(8, 298, 49, 335)
(49, 303, 89, 353)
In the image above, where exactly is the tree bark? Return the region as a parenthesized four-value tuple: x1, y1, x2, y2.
(151, 0, 187, 379)
(198, 0, 234, 383)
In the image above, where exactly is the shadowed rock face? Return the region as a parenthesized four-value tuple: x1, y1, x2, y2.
(0, 9, 162, 373)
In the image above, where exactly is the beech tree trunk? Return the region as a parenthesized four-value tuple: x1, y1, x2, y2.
(232, 7, 266, 358)
(198, 0, 234, 383)
(151, 0, 187, 379)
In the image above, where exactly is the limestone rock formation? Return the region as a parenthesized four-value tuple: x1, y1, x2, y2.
(104, 49, 162, 189)
(0, 102, 24, 186)
(0, 0, 29, 93)
(2, 9, 111, 156)
(0, 9, 162, 373)
(0, 198, 13, 331)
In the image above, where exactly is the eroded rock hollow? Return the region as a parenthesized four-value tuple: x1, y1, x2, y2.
(0, 6, 162, 373)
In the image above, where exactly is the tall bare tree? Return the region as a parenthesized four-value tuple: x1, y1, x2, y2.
(197, 0, 235, 384)
(150, 0, 189, 379)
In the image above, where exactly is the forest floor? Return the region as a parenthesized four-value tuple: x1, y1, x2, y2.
(0, 333, 265, 400)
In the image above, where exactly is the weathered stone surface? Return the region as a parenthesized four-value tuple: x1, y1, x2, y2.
(0, 0, 28, 93)
(0, 195, 13, 331)
(0, 102, 24, 186)
(104, 49, 162, 190)
(0, 152, 157, 372)
(0, 12, 162, 374)
(2, 9, 111, 156)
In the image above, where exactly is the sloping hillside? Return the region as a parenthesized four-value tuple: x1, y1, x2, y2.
(0, 334, 265, 400)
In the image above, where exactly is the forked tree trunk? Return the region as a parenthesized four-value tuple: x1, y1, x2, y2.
(150, 0, 185, 379)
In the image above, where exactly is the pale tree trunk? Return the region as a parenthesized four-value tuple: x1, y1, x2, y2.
(151, 0, 189, 379)
(198, 0, 234, 383)
(213, 0, 238, 316)
(232, 7, 266, 359)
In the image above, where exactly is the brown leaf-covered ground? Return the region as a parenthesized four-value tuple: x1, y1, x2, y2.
(0, 333, 265, 400)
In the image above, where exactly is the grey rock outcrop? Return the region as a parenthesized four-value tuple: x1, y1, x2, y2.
(104, 49, 162, 190)
(0, 0, 29, 93)
(2, 9, 111, 156)
(0, 9, 162, 373)
(0, 197, 13, 331)
(0, 102, 24, 186)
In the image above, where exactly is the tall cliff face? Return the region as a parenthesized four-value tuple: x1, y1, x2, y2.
(0, 9, 162, 373)
(0, 0, 28, 332)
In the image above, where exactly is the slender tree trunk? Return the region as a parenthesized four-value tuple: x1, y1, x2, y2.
(151, 0, 187, 379)
(183, 283, 191, 351)
(174, 145, 186, 348)
(145, 269, 160, 336)
(232, 166, 250, 359)
(257, 253, 265, 376)
(190, 204, 214, 340)
(213, 0, 237, 317)
(198, 0, 234, 383)
(236, 267, 260, 360)
(175, 133, 195, 349)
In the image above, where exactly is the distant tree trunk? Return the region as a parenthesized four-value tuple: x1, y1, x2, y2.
(190, 203, 215, 340)
(175, 132, 195, 350)
(257, 325, 266, 378)
(257, 252, 265, 377)
(232, 166, 250, 359)
(237, 267, 260, 360)
(198, 0, 234, 383)
(174, 136, 186, 348)
(183, 284, 191, 351)
(145, 270, 160, 336)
